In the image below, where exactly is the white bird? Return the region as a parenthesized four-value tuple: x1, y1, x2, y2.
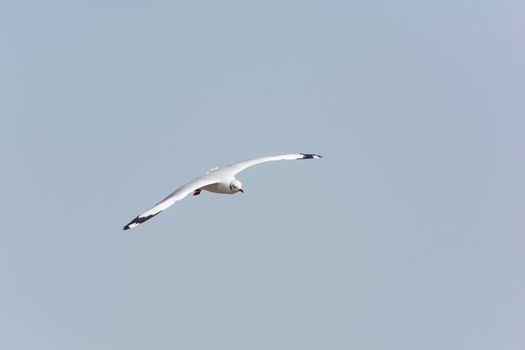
(123, 153, 322, 230)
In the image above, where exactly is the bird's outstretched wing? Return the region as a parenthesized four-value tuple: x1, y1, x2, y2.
(123, 177, 219, 230)
(123, 153, 322, 230)
(222, 153, 322, 176)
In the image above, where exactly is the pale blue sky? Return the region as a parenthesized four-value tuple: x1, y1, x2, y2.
(1, 1, 524, 349)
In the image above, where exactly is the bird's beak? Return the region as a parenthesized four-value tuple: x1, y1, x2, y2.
(239, 189, 244, 193)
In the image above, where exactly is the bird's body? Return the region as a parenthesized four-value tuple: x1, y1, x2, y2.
(123, 153, 322, 230)
(200, 182, 234, 194)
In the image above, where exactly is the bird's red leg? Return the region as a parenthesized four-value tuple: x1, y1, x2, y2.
(193, 189, 202, 196)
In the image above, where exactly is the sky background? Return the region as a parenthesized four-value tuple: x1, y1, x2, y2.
(1, 1, 524, 349)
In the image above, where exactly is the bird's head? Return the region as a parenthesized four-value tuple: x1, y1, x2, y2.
(229, 179, 244, 193)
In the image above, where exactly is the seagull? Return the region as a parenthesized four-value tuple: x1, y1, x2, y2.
(123, 153, 322, 230)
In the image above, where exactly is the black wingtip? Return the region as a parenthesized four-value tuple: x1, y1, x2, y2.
(122, 212, 162, 231)
(300, 153, 322, 159)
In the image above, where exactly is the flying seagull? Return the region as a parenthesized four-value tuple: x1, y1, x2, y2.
(123, 153, 322, 230)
